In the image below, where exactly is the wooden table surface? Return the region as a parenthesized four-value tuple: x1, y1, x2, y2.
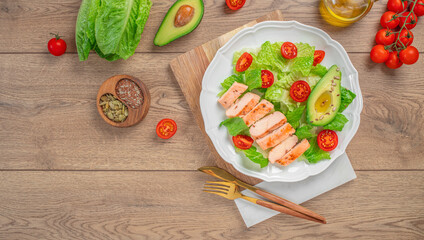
(1, 0, 423, 239)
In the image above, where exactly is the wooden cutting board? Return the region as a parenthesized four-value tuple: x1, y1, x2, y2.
(170, 10, 284, 185)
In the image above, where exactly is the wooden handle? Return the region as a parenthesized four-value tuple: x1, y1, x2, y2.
(256, 189, 326, 224)
(256, 199, 326, 224)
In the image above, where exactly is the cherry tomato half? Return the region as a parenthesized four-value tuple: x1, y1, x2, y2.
(313, 50, 325, 66)
(399, 11, 418, 30)
(410, 0, 424, 17)
(399, 46, 419, 65)
(385, 51, 403, 69)
(380, 11, 399, 29)
(261, 70, 274, 88)
(370, 45, 389, 63)
(232, 135, 254, 150)
(317, 130, 338, 152)
(226, 0, 246, 11)
(396, 29, 414, 47)
(289, 80, 311, 102)
(281, 42, 297, 59)
(48, 33, 67, 56)
(235, 52, 253, 72)
(156, 119, 177, 139)
(375, 29, 395, 46)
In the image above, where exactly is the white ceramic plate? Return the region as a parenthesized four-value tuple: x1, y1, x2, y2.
(200, 21, 363, 182)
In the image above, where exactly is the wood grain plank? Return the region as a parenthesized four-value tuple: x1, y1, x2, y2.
(0, 0, 423, 54)
(0, 53, 423, 170)
(0, 53, 214, 170)
(0, 171, 422, 239)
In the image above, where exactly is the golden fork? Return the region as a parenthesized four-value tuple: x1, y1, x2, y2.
(203, 181, 326, 224)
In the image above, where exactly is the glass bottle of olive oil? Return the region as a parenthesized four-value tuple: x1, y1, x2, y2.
(320, 0, 375, 27)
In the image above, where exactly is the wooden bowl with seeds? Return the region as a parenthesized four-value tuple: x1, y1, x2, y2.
(96, 75, 150, 127)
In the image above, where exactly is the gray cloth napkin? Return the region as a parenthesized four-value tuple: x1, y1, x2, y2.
(234, 152, 356, 227)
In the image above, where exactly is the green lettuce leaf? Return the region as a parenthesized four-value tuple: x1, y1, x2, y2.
(339, 87, 356, 112)
(95, 0, 152, 59)
(217, 75, 244, 97)
(287, 43, 315, 76)
(295, 125, 317, 139)
(324, 113, 349, 131)
(237, 146, 269, 168)
(310, 64, 328, 77)
(75, 0, 100, 61)
(285, 105, 306, 129)
(244, 69, 262, 91)
(303, 137, 331, 163)
(255, 41, 286, 73)
(220, 117, 250, 136)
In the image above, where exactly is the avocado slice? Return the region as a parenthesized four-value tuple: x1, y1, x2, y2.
(154, 0, 204, 46)
(306, 65, 342, 126)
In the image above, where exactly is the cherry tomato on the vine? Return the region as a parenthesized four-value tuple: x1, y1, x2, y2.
(410, 0, 424, 17)
(226, 0, 246, 10)
(370, 45, 389, 63)
(396, 29, 414, 48)
(399, 46, 419, 65)
(375, 29, 395, 46)
(399, 12, 418, 30)
(261, 70, 274, 88)
(387, 0, 408, 13)
(385, 51, 403, 69)
(380, 11, 399, 29)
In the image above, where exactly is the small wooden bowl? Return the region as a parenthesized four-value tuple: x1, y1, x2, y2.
(96, 75, 150, 127)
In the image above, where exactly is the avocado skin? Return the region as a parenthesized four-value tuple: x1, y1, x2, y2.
(306, 65, 342, 126)
(154, 0, 204, 46)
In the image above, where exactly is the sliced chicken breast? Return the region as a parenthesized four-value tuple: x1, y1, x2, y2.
(256, 123, 295, 150)
(276, 139, 311, 166)
(268, 135, 299, 164)
(218, 82, 248, 109)
(249, 111, 287, 140)
(242, 100, 274, 126)
(226, 93, 260, 118)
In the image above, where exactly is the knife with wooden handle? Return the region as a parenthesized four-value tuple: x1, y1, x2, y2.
(198, 166, 326, 224)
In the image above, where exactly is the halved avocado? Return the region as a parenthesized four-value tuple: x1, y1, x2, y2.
(306, 65, 342, 126)
(154, 0, 204, 46)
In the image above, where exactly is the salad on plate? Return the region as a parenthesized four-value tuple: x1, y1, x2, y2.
(217, 41, 356, 168)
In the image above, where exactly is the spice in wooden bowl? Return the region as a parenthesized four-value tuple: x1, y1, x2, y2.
(99, 94, 129, 122)
(116, 78, 144, 109)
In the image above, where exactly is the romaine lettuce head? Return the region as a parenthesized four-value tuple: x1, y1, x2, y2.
(76, 0, 152, 61)
(75, 0, 100, 61)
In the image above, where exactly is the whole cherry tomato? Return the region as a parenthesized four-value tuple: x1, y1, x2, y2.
(48, 33, 67, 56)
(399, 12, 418, 30)
(410, 0, 424, 17)
(387, 0, 408, 13)
(385, 51, 403, 69)
(396, 29, 414, 48)
(399, 46, 419, 65)
(370, 45, 389, 63)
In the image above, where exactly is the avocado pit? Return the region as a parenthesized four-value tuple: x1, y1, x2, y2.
(174, 5, 195, 27)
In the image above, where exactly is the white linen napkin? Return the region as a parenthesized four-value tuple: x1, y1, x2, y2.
(234, 152, 356, 227)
